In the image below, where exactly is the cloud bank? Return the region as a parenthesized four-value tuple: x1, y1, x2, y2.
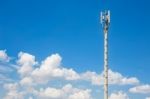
(0, 50, 147, 99)
(109, 91, 129, 99)
(129, 84, 150, 94)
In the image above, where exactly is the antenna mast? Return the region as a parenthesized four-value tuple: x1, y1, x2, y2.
(101, 10, 110, 99)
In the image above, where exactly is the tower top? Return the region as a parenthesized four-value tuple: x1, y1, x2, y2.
(101, 10, 110, 33)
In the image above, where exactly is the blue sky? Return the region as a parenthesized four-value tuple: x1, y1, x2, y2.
(0, 0, 150, 99)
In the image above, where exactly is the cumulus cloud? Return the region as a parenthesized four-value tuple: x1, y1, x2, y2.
(108, 70, 139, 85)
(3, 83, 24, 99)
(4, 83, 92, 99)
(37, 87, 63, 98)
(129, 84, 150, 94)
(35, 84, 92, 99)
(1, 51, 142, 99)
(20, 77, 33, 86)
(81, 71, 102, 85)
(81, 69, 139, 86)
(17, 52, 37, 77)
(17, 52, 138, 86)
(0, 50, 10, 62)
(31, 53, 80, 84)
(68, 89, 91, 99)
(109, 91, 129, 99)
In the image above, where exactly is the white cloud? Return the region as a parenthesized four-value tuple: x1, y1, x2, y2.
(17, 52, 37, 66)
(38, 87, 63, 98)
(108, 70, 139, 85)
(31, 54, 80, 84)
(81, 69, 139, 86)
(2, 51, 139, 86)
(129, 84, 150, 94)
(63, 68, 80, 80)
(35, 84, 92, 99)
(3, 83, 24, 99)
(81, 71, 102, 85)
(0, 50, 10, 62)
(3, 83, 92, 99)
(68, 89, 92, 99)
(120, 77, 139, 85)
(1, 51, 142, 99)
(20, 77, 33, 86)
(4, 83, 18, 91)
(31, 53, 63, 83)
(146, 97, 150, 99)
(3, 91, 24, 99)
(17, 52, 37, 77)
(109, 91, 129, 99)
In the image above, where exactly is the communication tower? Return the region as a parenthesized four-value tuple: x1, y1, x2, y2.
(101, 10, 110, 99)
